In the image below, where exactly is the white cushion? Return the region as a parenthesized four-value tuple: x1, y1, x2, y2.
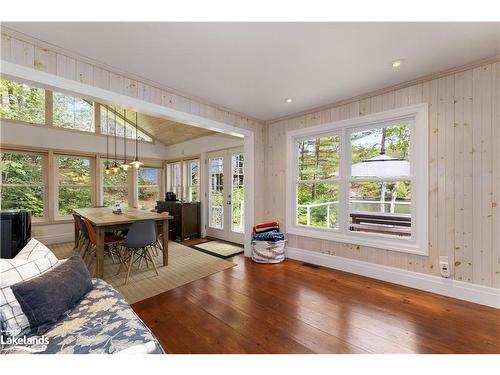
(0, 238, 59, 338)
(15, 238, 58, 264)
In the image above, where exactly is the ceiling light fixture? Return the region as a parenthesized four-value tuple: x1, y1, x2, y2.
(120, 109, 130, 171)
(285, 98, 293, 103)
(129, 111, 144, 169)
(104, 105, 111, 175)
(391, 59, 404, 68)
(111, 107, 120, 173)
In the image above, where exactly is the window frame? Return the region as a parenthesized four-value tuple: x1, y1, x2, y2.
(0, 79, 46, 126)
(138, 166, 161, 208)
(187, 159, 200, 202)
(101, 159, 130, 208)
(286, 104, 428, 256)
(54, 154, 94, 220)
(1, 79, 154, 143)
(52, 91, 95, 133)
(0, 149, 48, 222)
(166, 161, 182, 199)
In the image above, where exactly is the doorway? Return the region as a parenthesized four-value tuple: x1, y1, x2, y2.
(206, 147, 245, 244)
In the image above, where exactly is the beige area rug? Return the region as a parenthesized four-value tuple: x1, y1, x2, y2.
(49, 241, 235, 304)
(191, 240, 244, 259)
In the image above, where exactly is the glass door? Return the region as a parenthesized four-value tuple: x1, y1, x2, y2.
(208, 152, 225, 233)
(206, 147, 244, 244)
(231, 151, 245, 234)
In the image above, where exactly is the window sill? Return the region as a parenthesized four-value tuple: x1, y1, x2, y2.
(32, 219, 73, 226)
(286, 225, 428, 256)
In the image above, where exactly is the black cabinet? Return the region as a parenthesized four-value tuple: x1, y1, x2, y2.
(156, 201, 200, 241)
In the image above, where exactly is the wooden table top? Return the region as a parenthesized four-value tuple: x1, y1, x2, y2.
(73, 207, 173, 226)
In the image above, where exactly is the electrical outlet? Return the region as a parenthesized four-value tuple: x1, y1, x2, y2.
(439, 256, 451, 278)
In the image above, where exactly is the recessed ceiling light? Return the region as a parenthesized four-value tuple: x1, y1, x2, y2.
(391, 59, 405, 68)
(285, 98, 294, 103)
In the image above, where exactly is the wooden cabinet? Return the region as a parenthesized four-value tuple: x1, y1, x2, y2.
(156, 201, 201, 241)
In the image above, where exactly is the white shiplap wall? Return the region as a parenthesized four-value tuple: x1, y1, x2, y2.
(265, 62, 500, 289)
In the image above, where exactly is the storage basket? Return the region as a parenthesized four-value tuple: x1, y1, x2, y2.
(251, 240, 287, 263)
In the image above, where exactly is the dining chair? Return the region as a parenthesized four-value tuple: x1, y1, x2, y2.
(73, 214, 91, 258)
(117, 220, 159, 285)
(82, 218, 124, 276)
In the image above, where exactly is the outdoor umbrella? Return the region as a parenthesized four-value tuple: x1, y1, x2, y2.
(351, 154, 410, 213)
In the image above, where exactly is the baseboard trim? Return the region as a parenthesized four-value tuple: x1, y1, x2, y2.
(36, 233, 73, 245)
(286, 247, 500, 309)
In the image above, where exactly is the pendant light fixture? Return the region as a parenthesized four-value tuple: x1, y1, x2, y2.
(120, 108, 130, 171)
(111, 107, 120, 173)
(104, 105, 111, 175)
(130, 111, 143, 169)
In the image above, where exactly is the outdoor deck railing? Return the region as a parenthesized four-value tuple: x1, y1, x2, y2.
(297, 200, 411, 228)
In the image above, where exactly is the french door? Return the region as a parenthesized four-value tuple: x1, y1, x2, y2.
(206, 147, 245, 244)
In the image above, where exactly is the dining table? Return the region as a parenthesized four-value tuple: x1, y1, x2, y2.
(72, 207, 173, 278)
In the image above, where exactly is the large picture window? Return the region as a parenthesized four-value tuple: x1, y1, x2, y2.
(100, 107, 152, 142)
(0, 79, 45, 124)
(53, 92, 94, 132)
(138, 167, 160, 209)
(1, 151, 46, 218)
(286, 104, 428, 255)
(102, 161, 129, 207)
(56, 155, 92, 216)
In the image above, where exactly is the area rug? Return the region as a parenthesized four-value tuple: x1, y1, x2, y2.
(48, 241, 235, 304)
(190, 240, 244, 259)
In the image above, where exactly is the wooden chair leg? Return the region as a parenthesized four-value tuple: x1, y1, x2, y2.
(124, 251, 135, 285)
(147, 247, 159, 276)
(117, 249, 129, 275)
(143, 248, 150, 268)
(108, 245, 116, 264)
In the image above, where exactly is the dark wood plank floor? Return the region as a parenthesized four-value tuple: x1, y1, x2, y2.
(131, 255, 500, 354)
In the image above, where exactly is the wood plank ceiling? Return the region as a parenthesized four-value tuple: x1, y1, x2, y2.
(106, 104, 216, 146)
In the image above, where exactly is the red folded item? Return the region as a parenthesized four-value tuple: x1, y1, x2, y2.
(253, 221, 280, 234)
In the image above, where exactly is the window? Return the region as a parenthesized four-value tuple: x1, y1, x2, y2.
(167, 162, 182, 198)
(231, 154, 244, 232)
(349, 125, 411, 237)
(209, 157, 224, 229)
(100, 107, 152, 142)
(187, 159, 200, 202)
(1, 151, 46, 218)
(53, 92, 94, 132)
(138, 167, 160, 209)
(286, 104, 428, 255)
(0, 79, 45, 124)
(102, 161, 129, 207)
(56, 155, 92, 216)
(297, 135, 341, 229)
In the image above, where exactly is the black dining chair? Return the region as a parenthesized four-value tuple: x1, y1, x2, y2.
(73, 214, 91, 258)
(117, 220, 159, 284)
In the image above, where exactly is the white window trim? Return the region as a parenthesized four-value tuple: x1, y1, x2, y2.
(285, 103, 429, 256)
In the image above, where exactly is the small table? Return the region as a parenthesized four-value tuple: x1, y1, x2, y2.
(73, 207, 173, 278)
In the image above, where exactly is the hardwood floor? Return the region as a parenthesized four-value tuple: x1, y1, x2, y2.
(131, 255, 500, 354)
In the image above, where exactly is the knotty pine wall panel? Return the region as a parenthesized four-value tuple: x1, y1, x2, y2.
(265, 62, 500, 288)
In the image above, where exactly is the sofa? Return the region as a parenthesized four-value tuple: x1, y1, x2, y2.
(0, 238, 163, 354)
